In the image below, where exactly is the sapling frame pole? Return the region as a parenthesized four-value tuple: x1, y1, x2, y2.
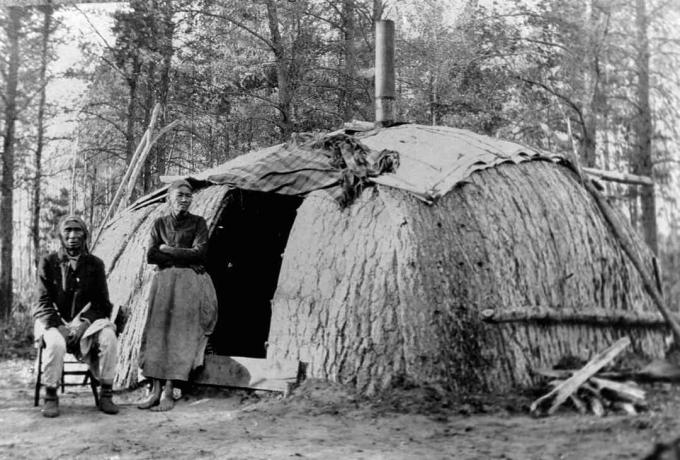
(121, 119, 181, 208)
(582, 167, 653, 186)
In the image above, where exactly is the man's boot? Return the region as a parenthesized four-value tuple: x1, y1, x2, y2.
(98, 384, 119, 415)
(42, 387, 59, 418)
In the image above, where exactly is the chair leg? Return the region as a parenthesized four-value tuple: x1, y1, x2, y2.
(89, 372, 99, 407)
(34, 346, 43, 407)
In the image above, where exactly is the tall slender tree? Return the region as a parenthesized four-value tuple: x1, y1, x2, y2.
(0, 6, 22, 320)
(31, 3, 53, 269)
(634, 0, 656, 253)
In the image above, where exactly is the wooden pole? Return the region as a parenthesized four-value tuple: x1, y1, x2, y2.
(582, 167, 653, 186)
(584, 179, 680, 344)
(375, 20, 395, 128)
(90, 104, 160, 248)
(121, 119, 181, 207)
(90, 130, 149, 248)
(480, 306, 676, 328)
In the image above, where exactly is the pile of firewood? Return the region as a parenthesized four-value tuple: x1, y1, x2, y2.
(530, 336, 648, 417)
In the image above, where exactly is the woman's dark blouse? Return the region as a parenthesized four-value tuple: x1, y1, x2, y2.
(147, 212, 209, 269)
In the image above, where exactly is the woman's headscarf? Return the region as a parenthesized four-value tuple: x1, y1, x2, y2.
(168, 179, 193, 193)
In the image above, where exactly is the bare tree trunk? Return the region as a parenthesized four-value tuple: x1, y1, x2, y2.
(428, 72, 438, 126)
(142, 67, 155, 195)
(125, 61, 140, 164)
(635, 0, 657, 254)
(0, 7, 21, 320)
(32, 4, 52, 269)
(265, 0, 293, 140)
(581, 0, 602, 168)
(89, 165, 97, 230)
(342, 0, 355, 122)
(153, 0, 175, 180)
(372, 0, 384, 25)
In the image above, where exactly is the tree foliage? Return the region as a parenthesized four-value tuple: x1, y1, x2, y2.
(3, 0, 680, 315)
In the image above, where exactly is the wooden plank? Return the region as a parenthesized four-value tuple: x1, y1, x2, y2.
(530, 337, 630, 416)
(582, 167, 654, 186)
(193, 355, 305, 394)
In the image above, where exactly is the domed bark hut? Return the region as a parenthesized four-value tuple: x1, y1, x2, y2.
(94, 124, 667, 393)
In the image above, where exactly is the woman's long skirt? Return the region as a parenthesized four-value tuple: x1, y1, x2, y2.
(139, 267, 218, 381)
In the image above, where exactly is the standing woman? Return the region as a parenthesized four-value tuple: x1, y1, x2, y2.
(137, 179, 218, 411)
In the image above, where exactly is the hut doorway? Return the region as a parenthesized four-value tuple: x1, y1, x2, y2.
(206, 189, 303, 358)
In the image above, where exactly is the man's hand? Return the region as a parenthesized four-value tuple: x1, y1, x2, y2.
(57, 325, 70, 341)
(159, 244, 171, 252)
(68, 318, 91, 343)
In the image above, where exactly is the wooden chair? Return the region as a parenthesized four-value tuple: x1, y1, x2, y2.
(33, 304, 124, 407)
(33, 338, 99, 407)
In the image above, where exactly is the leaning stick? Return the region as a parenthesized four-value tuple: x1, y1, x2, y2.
(90, 130, 149, 248)
(120, 119, 181, 208)
(583, 179, 680, 344)
(91, 104, 163, 248)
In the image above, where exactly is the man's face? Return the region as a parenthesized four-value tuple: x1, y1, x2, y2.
(169, 186, 193, 214)
(61, 223, 85, 251)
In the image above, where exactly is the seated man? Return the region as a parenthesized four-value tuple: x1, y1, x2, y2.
(33, 215, 119, 418)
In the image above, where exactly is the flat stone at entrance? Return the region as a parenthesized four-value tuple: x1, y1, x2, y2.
(194, 355, 305, 394)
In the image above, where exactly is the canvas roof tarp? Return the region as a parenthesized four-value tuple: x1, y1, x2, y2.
(153, 124, 563, 207)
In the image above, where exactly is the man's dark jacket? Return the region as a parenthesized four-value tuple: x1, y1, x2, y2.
(34, 249, 112, 329)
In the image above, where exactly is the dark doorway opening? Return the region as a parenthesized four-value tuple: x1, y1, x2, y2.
(206, 189, 303, 358)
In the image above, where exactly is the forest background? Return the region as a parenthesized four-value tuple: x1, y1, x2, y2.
(1, 0, 679, 353)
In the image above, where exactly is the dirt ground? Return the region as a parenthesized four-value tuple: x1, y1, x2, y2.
(1, 358, 679, 460)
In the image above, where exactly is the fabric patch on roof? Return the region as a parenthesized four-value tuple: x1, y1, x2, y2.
(204, 133, 399, 207)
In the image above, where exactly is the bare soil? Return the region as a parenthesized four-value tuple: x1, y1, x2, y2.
(0, 358, 677, 460)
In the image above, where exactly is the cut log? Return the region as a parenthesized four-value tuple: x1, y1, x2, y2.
(569, 394, 588, 414)
(590, 377, 646, 403)
(530, 337, 630, 416)
(193, 355, 306, 395)
(588, 395, 606, 417)
(612, 401, 638, 415)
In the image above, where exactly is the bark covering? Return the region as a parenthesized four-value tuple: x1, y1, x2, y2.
(267, 161, 663, 394)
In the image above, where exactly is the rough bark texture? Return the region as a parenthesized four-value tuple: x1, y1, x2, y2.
(342, 0, 355, 122)
(0, 7, 21, 320)
(152, 0, 175, 180)
(93, 186, 230, 388)
(267, 161, 663, 394)
(32, 5, 52, 269)
(266, 0, 293, 140)
(634, 0, 657, 254)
